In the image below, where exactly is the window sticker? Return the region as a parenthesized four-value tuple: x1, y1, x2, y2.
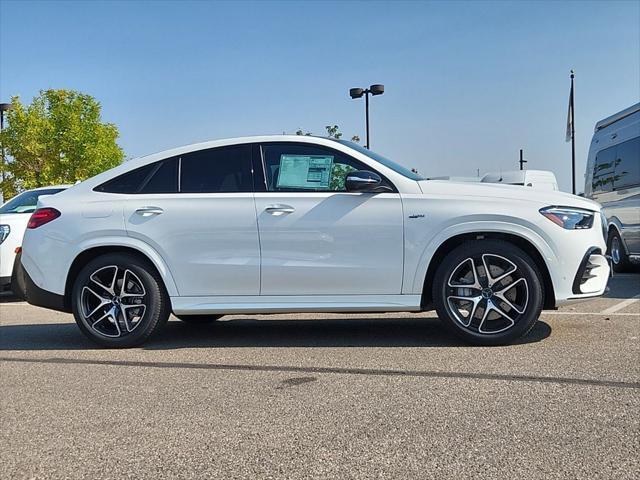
(276, 154, 334, 189)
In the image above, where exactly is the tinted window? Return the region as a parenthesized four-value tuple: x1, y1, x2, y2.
(95, 163, 156, 194)
(614, 136, 640, 189)
(336, 140, 425, 180)
(95, 158, 178, 194)
(180, 145, 253, 193)
(0, 188, 66, 214)
(140, 158, 178, 194)
(592, 146, 616, 194)
(261, 143, 393, 192)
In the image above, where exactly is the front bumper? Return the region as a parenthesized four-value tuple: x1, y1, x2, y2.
(570, 248, 610, 298)
(546, 210, 610, 306)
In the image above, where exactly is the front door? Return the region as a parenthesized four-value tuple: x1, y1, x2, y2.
(254, 142, 404, 296)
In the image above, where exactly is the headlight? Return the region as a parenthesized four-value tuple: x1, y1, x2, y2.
(0, 225, 10, 244)
(539, 207, 595, 230)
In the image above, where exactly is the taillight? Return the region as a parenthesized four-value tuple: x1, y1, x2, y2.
(27, 208, 61, 229)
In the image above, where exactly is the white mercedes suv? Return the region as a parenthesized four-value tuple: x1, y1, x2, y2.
(21, 136, 610, 347)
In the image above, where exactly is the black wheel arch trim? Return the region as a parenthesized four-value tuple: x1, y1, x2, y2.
(421, 231, 556, 311)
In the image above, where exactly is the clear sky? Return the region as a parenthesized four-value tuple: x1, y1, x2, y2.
(1, 0, 638, 192)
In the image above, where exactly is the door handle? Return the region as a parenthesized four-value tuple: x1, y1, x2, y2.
(265, 204, 295, 215)
(135, 206, 164, 217)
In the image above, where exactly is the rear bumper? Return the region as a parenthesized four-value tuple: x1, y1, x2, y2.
(23, 265, 69, 313)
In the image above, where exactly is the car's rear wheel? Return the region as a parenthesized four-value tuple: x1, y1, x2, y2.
(607, 229, 632, 273)
(71, 253, 170, 347)
(433, 240, 543, 346)
(175, 314, 223, 324)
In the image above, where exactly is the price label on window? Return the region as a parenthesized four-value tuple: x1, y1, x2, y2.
(277, 155, 334, 189)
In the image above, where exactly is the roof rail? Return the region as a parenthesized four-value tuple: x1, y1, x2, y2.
(594, 103, 640, 132)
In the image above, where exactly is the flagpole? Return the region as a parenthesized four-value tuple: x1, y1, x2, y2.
(570, 70, 576, 194)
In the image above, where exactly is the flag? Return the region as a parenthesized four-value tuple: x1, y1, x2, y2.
(566, 73, 574, 142)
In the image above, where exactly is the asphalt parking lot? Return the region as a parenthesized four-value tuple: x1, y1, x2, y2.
(1, 274, 639, 479)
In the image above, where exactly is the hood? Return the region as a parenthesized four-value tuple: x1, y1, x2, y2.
(418, 180, 601, 211)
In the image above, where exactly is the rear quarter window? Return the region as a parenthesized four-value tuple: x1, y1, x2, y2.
(95, 158, 178, 194)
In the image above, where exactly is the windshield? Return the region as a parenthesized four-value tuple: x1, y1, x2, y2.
(336, 140, 425, 181)
(0, 188, 66, 214)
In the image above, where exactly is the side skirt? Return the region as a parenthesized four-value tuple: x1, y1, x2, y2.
(171, 295, 423, 315)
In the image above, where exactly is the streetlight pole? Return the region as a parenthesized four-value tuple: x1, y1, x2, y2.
(349, 84, 384, 149)
(364, 91, 370, 149)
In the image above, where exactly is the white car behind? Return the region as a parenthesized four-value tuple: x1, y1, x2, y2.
(0, 186, 69, 291)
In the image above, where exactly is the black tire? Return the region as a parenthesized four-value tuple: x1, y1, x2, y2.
(433, 240, 544, 346)
(71, 253, 170, 347)
(607, 229, 632, 273)
(175, 314, 223, 324)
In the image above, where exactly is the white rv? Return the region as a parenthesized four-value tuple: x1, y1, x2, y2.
(481, 170, 559, 190)
(427, 171, 558, 190)
(584, 102, 640, 272)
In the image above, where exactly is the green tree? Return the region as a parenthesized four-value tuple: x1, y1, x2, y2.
(294, 125, 360, 143)
(0, 89, 124, 197)
(325, 124, 342, 139)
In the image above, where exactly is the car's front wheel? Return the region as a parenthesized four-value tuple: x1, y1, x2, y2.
(71, 253, 170, 347)
(433, 240, 543, 346)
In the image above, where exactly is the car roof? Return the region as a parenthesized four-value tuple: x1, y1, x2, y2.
(132, 135, 343, 162)
(30, 185, 71, 190)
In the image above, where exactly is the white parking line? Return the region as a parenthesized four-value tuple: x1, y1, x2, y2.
(545, 311, 640, 316)
(600, 294, 640, 315)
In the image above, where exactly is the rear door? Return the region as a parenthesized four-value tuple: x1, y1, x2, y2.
(253, 142, 404, 296)
(113, 144, 260, 296)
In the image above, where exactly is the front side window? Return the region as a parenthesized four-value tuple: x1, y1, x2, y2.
(336, 140, 425, 181)
(0, 188, 66, 214)
(180, 145, 253, 193)
(261, 143, 394, 192)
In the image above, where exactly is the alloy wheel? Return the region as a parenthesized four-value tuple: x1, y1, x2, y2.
(80, 265, 147, 338)
(446, 254, 529, 334)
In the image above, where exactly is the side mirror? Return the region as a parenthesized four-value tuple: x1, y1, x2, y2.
(345, 170, 383, 192)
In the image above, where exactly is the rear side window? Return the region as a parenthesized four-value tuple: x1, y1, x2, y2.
(180, 145, 253, 193)
(140, 158, 179, 194)
(591, 146, 616, 194)
(95, 158, 178, 194)
(613, 136, 640, 189)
